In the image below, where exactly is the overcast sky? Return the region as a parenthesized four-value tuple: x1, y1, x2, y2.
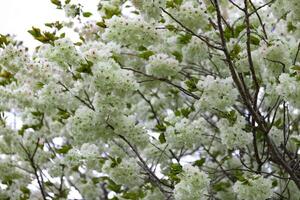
(0, 0, 99, 50)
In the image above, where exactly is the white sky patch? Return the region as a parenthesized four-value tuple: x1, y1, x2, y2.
(0, 0, 100, 50)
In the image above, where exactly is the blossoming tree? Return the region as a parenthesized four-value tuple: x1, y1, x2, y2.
(0, 0, 299, 199)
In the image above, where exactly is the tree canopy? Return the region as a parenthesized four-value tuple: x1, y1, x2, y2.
(0, 0, 300, 199)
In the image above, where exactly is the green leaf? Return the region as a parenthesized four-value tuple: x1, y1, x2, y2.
(107, 179, 122, 193)
(138, 51, 154, 60)
(224, 27, 232, 41)
(155, 124, 166, 132)
(213, 182, 231, 192)
(291, 65, 300, 71)
(170, 163, 182, 175)
(91, 177, 101, 184)
(28, 27, 59, 44)
(234, 24, 246, 37)
(60, 32, 66, 38)
(44, 181, 54, 187)
(171, 51, 183, 62)
(131, 10, 140, 15)
(181, 108, 193, 118)
(0, 34, 10, 48)
(166, 0, 183, 8)
(287, 21, 297, 32)
(138, 46, 147, 51)
(31, 111, 44, 117)
(57, 109, 70, 120)
(45, 21, 63, 30)
(272, 180, 278, 187)
(122, 190, 144, 200)
(174, 0, 183, 5)
(77, 60, 93, 74)
(28, 27, 42, 38)
(219, 110, 237, 125)
(104, 7, 121, 19)
(96, 21, 107, 28)
(185, 77, 198, 92)
(109, 157, 122, 168)
(193, 158, 206, 167)
(165, 24, 177, 32)
(168, 163, 182, 183)
(73, 41, 82, 46)
(116, 157, 122, 164)
(233, 170, 248, 183)
(250, 35, 260, 45)
(207, 5, 216, 13)
(51, 0, 62, 8)
(174, 107, 195, 118)
(291, 137, 300, 147)
(56, 144, 72, 154)
(230, 44, 241, 59)
(159, 133, 166, 144)
(177, 34, 192, 45)
(0, 70, 13, 79)
(20, 186, 30, 194)
(83, 12, 92, 17)
(273, 118, 282, 128)
(35, 82, 45, 89)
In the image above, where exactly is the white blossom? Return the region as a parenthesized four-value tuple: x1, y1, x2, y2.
(146, 54, 181, 77)
(174, 165, 209, 200)
(196, 76, 238, 110)
(233, 175, 273, 200)
(217, 115, 253, 149)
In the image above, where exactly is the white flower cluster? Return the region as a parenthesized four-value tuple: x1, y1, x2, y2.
(233, 175, 273, 200)
(67, 106, 109, 144)
(0, 180, 31, 200)
(62, 148, 83, 167)
(166, 117, 209, 149)
(0, 44, 29, 74)
(262, 42, 290, 80)
(286, 0, 300, 21)
(146, 53, 181, 77)
(92, 92, 126, 116)
(131, 0, 166, 20)
(76, 21, 102, 41)
(271, 0, 289, 18)
(0, 160, 26, 183)
(91, 59, 139, 96)
(196, 76, 238, 110)
(103, 16, 159, 47)
(276, 73, 300, 108)
(78, 180, 103, 200)
(142, 142, 170, 169)
(182, 36, 208, 63)
(174, 165, 209, 200)
(16, 59, 63, 89)
(60, 144, 99, 168)
(112, 115, 148, 147)
(35, 82, 69, 113)
(168, 1, 208, 32)
(38, 38, 83, 69)
(102, 158, 143, 188)
(143, 187, 164, 200)
(0, 83, 35, 109)
(269, 126, 284, 146)
(217, 115, 252, 149)
(63, 4, 79, 18)
(80, 41, 121, 63)
(98, 0, 121, 17)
